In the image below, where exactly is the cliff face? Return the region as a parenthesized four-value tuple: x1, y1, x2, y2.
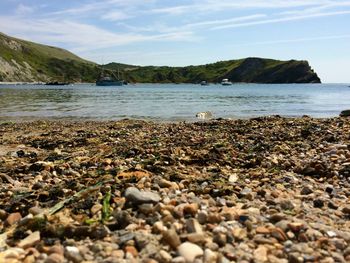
(0, 32, 321, 83)
(225, 57, 320, 83)
(0, 32, 98, 82)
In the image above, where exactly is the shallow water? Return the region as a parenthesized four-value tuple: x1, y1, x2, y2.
(0, 83, 349, 121)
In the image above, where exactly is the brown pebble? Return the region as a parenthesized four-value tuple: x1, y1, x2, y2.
(288, 222, 305, 233)
(44, 253, 64, 263)
(207, 213, 222, 224)
(162, 229, 181, 249)
(28, 207, 43, 216)
(270, 228, 287, 242)
(5, 212, 22, 226)
(342, 205, 350, 214)
(256, 226, 270, 234)
(48, 245, 64, 255)
(23, 255, 36, 263)
(0, 209, 8, 220)
(124, 246, 138, 257)
(183, 203, 199, 216)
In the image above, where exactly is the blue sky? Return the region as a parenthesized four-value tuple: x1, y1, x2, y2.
(0, 0, 350, 83)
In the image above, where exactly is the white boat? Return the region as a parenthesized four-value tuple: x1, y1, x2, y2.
(221, 79, 232, 85)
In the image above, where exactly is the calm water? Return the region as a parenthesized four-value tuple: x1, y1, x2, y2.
(0, 83, 349, 121)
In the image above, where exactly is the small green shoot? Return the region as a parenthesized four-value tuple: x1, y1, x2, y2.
(101, 190, 111, 223)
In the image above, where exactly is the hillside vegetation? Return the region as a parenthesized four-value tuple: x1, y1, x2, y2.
(106, 58, 321, 84)
(0, 32, 321, 83)
(0, 32, 98, 82)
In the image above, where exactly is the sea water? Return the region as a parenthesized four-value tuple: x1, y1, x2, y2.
(0, 83, 349, 121)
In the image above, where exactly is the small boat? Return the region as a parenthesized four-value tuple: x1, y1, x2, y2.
(221, 79, 232, 86)
(200, 81, 209, 86)
(96, 76, 124, 86)
(96, 68, 124, 86)
(45, 81, 70, 86)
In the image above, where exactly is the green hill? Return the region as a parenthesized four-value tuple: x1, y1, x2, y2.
(0, 32, 98, 82)
(106, 58, 321, 84)
(0, 32, 321, 83)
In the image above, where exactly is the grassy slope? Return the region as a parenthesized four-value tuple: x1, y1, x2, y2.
(0, 32, 98, 82)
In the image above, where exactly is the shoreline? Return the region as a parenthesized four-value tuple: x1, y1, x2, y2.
(1, 116, 350, 262)
(0, 115, 344, 124)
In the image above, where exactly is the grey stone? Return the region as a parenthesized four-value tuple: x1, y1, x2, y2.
(186, 219, 203, 234)
(124, 187, 160, 205)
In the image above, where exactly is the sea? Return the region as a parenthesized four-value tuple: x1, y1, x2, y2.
(0, 83, 349, 122)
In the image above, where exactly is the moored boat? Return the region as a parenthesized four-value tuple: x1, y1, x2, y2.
(221, 79, 232, 85)
(96, 76, 124, 86)
(45, 81, 70, 86)
(96, 68, 124, 86)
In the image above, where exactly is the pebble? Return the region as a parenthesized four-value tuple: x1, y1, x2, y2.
(17, 231, 40, 249)
(300, 186, 313, 195)
(163, 229, 181, 249)
(341, 205, 350, 214)
(124, 187, 160, 205)
(28, 206, 43, 216)
(5, 212, 22, 226)
(287, 222, 305, 233)
(178, 242, 204, 263)
(270, 228, 287, 242)
(186, 233, 206, 244)
(183, 203, 199, 216)
(44, 253, 64, 263)
(197, 211, 208, 224)
(64, 246, 83, 263)
(158, 250, 173, 263)
(228, 174, 238, 183)
(254, 245, 268, 262)
(0, 209, 8, 220)
(313, 198, 324, 208)
(203, 249, 218, 263)
(186, 219, 203, 234)
(90, 203, 102, 214)
(279, 199, 295, 210)
(48, 245, 64, 255)
(213, 232, 227, 247)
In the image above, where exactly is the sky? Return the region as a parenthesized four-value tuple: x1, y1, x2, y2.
(0, 0, 350, 83)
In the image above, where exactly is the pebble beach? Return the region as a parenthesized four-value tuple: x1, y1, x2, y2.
(1, 116, 350, 263)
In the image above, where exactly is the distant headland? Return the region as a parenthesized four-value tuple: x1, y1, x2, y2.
(0, 32, 320, 84)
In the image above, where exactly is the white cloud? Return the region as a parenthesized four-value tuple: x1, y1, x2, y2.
(149, 0, 333, 15)
(15, 4, 34, 15)
(102, 11, 132, 21)
(211, 10, 350, 30)
(0, 16, 196, 53)
(231, 34, 350, 46)
(183, 14, 267, 29)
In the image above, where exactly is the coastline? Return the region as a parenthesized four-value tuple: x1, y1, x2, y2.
(1, 116, 350, 262)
